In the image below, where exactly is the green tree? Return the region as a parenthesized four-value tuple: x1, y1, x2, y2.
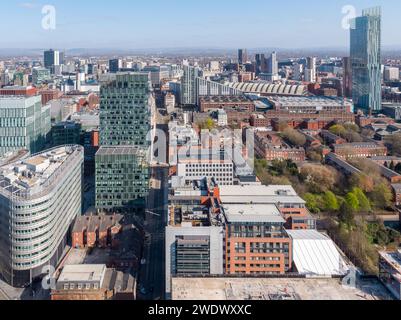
(329, 124, 347, 137)
(345, 192, 360, 212)
(352, 188, 372, 213)
(304, 193, 320, 214)
(339, 201, 355, 226)
(370, 183, 393, 209)
(322, 191, 339, 212)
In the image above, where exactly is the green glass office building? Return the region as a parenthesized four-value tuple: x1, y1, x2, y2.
(95, 146, 149, 211)
(0, 95, 51, 157)
(99, 72, 152, 147)
(97, 72, 153, 212)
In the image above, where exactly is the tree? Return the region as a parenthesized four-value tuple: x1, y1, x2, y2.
(385, 133, 401, 156)
(329, 124, 347, 137)
(349, 173, 375, 193)
(339, 201, 355, 226)
(352, 188, 372, 213)
(282, 128, 307, 147)
(306, 149, 323, 163)
(370, 183, 393, 209)
(322, 191, 339, 212)
(198, 118, 215, 130)
(300, 164, 338, 193)
(345, 192, 360, 212)
(304, 193, 320, 214)
(276, 121, 289, 132)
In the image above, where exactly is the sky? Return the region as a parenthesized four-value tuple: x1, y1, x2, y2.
(1, 0, 400, 50)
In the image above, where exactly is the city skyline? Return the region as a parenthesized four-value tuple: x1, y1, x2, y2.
(1, 0, 400, 50)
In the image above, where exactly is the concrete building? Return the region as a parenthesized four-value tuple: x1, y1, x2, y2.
(51, 264, 136, 300)
(32, 67, 51, 85)
(217, 109, 228, 127)
(384, 67, 400, 82)
(0, 95, 51, 157)
(0, 145, 84, 287)
(165, 92, 176, 114)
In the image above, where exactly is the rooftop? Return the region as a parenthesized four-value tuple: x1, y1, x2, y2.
(219, 185, 306, 205)
(0, 145, 83, 196)
(172, 277, 392, 301)
(96, 146, 147, 157)
(222, 203, 285, 223)
(58, 264, 106, 283)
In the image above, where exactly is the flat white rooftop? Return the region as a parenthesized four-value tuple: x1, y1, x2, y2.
(223, 203, 285, 223)
(58, 264, 106, 283)
(219, 185, 306, 205)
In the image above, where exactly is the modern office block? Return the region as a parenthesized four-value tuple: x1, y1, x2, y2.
(351, 7, 382, 112)
(95, 146, 149, 212)
(109, 59, 122, 73)
(238, 49, 248, 65)
(32, 67, 51, 85)
(0, 145, 84, 287)
(52, 121, 82, 147)
(99, 72, 152, 147)
(44, 49, 60, 74)
(0, 95, 51, 157)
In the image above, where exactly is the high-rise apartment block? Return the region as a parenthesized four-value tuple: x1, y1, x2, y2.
(0, 95, 51, 157)
(0, 145, 84, 287)
(351, 7, 382, 112)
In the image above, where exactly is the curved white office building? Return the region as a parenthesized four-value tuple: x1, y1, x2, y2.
(0, 145, 84, 287)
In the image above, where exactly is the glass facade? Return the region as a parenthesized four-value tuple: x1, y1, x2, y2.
(0, 95, 51, 157)
(351, 7, 382, 112)
(95, 146, 149, 211)
(99, 73, 151, 147)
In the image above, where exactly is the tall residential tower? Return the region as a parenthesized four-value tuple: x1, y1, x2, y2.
(350, 7, 382, 112)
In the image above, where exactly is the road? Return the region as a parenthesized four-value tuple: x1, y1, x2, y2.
(138, 115, 169, 300)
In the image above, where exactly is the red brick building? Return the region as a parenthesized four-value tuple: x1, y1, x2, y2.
(72, 214, 123, 249)
(199, 95, 255, 113)
(334, 142, 388, 159)
(39, 89, 63, 105)
(0, 86, 37, 96)
(254, 131, 306, 162)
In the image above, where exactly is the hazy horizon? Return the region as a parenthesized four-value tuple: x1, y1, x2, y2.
(1, 0, 400, 50)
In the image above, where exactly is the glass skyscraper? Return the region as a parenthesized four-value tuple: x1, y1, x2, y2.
(350, 7, 382, 112)
(99, 72, 152, 147)
(96, 72, 153, 213)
